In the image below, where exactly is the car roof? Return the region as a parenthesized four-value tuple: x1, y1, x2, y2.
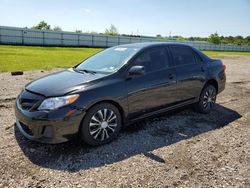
(115, 42, 211, 61)
(117, 42, 192, 50)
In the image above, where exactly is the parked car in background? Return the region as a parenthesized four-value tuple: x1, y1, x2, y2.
(15, 42, 226, 146)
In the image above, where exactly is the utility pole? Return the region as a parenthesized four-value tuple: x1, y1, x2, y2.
(169, 31, 172, 38)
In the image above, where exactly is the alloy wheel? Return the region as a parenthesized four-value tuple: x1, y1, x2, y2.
(89, 108, 117, 141)
(203, 87, 216, 110)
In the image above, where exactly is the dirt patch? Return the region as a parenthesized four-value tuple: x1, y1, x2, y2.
(0, 57, 250, 187)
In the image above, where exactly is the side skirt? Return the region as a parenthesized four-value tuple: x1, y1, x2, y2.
(126, 99, 197, 125)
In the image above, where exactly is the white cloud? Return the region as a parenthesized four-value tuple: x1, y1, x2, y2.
(82, 8, 98, 15)
(83, 8, 91, 13)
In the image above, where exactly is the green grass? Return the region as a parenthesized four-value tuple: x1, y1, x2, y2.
(0, 45, 103, 72)
(0, 45, 250, 72)
(202, 50, 250, 58)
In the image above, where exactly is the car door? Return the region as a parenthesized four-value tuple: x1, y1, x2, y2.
(125, 46, 177, 119)
(169, 45, 206, 102)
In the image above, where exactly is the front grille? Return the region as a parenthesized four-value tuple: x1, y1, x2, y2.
(19, 121, 34, 136)
(18, 90, 44, 111)
(19, 98, 40, 110)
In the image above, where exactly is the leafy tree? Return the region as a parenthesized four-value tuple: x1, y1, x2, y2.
(234, 35, 244, 45)
(245, 36, 250, 45)
(104, 24, 118, 35)
(208, 32, 221, 44)
(173, 35, 186, 41)
(32, 21, 51, 30)
(156, 34, 162, 38)
(75, 29, 82, 33)
(187, 37, 207, 42)
(53, 26, 62, 31)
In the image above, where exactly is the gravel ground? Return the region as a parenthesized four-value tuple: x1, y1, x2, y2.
(0, 56, 250, 188)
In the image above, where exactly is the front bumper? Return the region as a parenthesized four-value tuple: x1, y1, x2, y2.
(15, 99, 85, 144)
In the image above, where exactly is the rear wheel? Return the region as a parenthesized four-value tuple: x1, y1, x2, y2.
(195, 84, 217, 114)
(81, 103, 122, 146)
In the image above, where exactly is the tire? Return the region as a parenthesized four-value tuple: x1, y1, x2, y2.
(81, 102, 122, 146)
(195, 84, 217, 114)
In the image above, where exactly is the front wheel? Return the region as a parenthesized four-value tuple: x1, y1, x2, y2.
(81, 103, 122, 146)
(195, 84, 217, 114)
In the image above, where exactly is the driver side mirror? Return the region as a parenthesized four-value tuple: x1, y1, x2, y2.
(127, 66, 145, 78)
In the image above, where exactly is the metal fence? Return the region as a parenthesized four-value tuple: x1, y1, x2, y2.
(1, 25, 250, 51)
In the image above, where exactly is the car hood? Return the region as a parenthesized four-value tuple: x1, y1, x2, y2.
(25, 69, 106, 97)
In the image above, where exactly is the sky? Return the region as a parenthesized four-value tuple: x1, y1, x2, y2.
(0, 0, 249, 37)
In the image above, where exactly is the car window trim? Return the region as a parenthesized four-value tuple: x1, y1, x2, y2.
(165, 46, 175, 67)
(192, 50, 204, 64)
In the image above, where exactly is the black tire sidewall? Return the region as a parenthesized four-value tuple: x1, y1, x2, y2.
(198, 85, 217, 114)
(81, 103, 122, 146)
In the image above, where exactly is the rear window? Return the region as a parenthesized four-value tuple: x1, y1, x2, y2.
(170, 46, 195, 66)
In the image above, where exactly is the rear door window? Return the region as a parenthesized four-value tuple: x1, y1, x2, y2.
(170, 46, 196, 66)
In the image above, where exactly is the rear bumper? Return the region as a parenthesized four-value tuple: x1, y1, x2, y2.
(15, 99, 85, 144)
(217, 71, 226, 94)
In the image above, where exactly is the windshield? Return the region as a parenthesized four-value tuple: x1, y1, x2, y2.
(75, 47, 139, 74)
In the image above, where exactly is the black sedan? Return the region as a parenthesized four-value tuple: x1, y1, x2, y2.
(15, 42, 226, 145)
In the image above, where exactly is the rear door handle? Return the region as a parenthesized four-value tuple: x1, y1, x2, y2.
(201, 66, 205, 72)
(168, 73, 174, 79)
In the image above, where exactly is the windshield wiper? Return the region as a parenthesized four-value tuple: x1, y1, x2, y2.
(74, 68, 97, 74)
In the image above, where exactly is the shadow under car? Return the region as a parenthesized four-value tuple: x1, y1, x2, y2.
(15, 104, 241, 172)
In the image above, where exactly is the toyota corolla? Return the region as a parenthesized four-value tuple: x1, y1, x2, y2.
(15, 42, 226, 145)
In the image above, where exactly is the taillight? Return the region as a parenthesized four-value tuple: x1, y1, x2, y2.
(222, 64, 226, 71)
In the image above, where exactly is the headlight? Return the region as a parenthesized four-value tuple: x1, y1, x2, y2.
(38, 94, 79, 110)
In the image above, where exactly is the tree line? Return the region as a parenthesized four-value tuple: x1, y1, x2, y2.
(31, 21, 250, 46)
(189, 33, 250, 46)
(157, 33, 250, 46)
(31, 21, 118, 35)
